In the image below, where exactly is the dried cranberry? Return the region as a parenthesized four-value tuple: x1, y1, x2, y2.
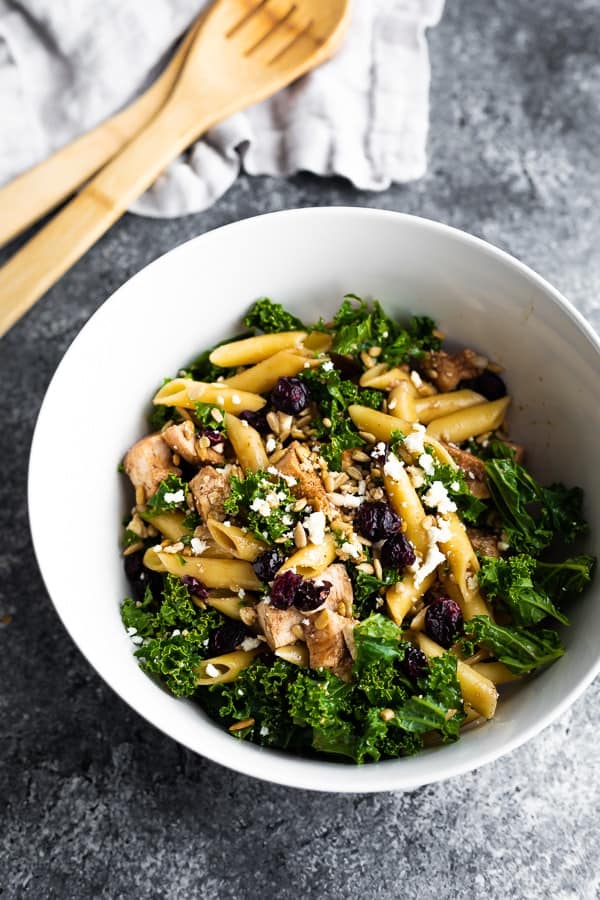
(402, 645, 429, 681)
(200, 428, 224, 446)
(380, 533, 416, 570)
(355, 501, 401, 541)
(208, 620, 247, 655)
(124, 551, 162, 600)
(181, 575, 209, 600)
(461, 370, 507, 401)
(425, 596, 463, 648)
(270, 571, 302, 609)
(239, 409, 270, 435)
(252, 549, 285, 583)
(295, 579, 332, 612)
(270, 377, 310, 415)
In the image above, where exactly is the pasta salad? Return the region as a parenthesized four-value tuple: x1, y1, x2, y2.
(120, 297, 595, 764)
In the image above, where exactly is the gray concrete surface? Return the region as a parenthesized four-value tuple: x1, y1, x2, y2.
(1, 1, 600, 898)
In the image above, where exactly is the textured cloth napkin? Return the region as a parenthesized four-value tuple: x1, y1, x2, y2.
(0, 0, 445, 217)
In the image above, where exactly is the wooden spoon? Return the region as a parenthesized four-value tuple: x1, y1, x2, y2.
(0, 0, 350, 338)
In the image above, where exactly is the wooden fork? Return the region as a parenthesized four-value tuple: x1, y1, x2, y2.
(0, 0, 350, 338)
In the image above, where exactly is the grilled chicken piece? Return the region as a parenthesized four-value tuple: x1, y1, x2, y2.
(256, 601, 305, 650)
(276, 441, 330, 512)
(162, 421, 224, 466)
(444, 443, 490, 499)
(421, 349, 486, 392)
(318, 563, 355, 617)
(189, 464, 236, 522)
(303, 608, 357, 679)
(123, 433, 180, 499)
(466, 527, 500, 559)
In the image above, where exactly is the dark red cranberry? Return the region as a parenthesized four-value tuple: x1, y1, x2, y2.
(270, 571, 302, 609)
(124, 551, 162, 600)
(295, 579, 332, 612)
(402, 645, 429, 681)
(355, 501, 401, 541)
(380, 532, 416, 570)
(239, 409, 270, 435)
(252, 549, 285, 582)
(200, 428, 224, 446)
(461, 370, 507, 401)
(208, 620, 247, 655)
(425, 596, 463, 648)
(270, 377, 310, 415)
(181, 575, 209, 600)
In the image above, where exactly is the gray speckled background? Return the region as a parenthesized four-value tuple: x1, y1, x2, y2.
(2, 1, 600, 898)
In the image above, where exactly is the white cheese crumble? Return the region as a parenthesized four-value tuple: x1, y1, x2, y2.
(190, 537, 208, 555)
(241, 636, 261, 651)
(163, 489, 185, 504)
(126, 626, 137, 636)
(383, 451, 404, 482)
(267, 466, 297, 487)
(205, 663, 221, 678)
(327, 492, 364, 508)
(404, 423, 426, 455)
(238, 588, 246, 599)
(259, 725, 270, 737)
(250, 497, 272, 517)
(421, 480, 457, 514)
(303, 511, 326, 545)
(131, 635, 144, 645)
(341, 541, 361, 559)
(321, 361, 334, 372)
(410, 370, 423, 388)
(409, 516, 451, 587)
(419, 452, 435, 476)
(265, 436, 277, 453)
(451, 481, 460, 491)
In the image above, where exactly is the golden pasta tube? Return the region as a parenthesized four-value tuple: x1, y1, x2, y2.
(277, 533, 337, 578)
(472, 662, 520, 685)
(415, 389, 485, 425)
(209, 331, 307, 366)
(359, 367, 417, 391)
(143, 548, 262, 590)
(207, 518, 267, 562)
(224, 412, 268, 472)
(274, 644, 309, 667)
(140, 510, 189, 541)
(224, 351, 314, 393)
(425, 397, 510, 442)
(386, 573, 435, 625)
(417, 633, 498, 719)
(437, 514, 490, 619)
(388, 382, 417, 423)
(203, 592, 246, 620)
(153, 378, 265, 412)
(302, 331, 332, 353)
(348, 405, 411, 441)
(196, 649, 261, 685)
(383, 465, 429, 554)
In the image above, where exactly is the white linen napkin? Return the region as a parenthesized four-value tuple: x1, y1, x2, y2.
(0, 0, 445, 218)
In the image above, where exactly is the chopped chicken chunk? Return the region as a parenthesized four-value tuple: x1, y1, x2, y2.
(256, 601, 304, 650)
(162, 421, 224, 466)
(444, 443, 490, 499)
(123, 433, 180, 499)
(189, 464, 237, 522)
(421, 349, 486, 392)
(318, 563, 355, 617)
(303, 608, 357, 680)
(276, 441, 330, 512)
(467, 527, 500, 559)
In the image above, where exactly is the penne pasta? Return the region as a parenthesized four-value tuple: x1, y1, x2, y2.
(415, 389, 485, 425)
(140, 510, 189, 541)
(437, 514, 491, 619)
(425, 396, 510, 442)
(359, 366, 417, 391)
(386, 573, 435, 625)
(302, 331, 332, 353)
(153, 378, 265, 412)
(207, 517, 267, 561)
(388, 382, 417, 423)
(417, 633, 498, 719)
(202, 591, 247, 620)
(224, 350, 316, 393)
(196, 648, 261, 685)
(275, 643, 309, 667)
(209, 331, 307, 366)
(143, 548, 262, 590)
(277, 533, 337, 578)
(348, 404, 411, 442)
(472, 662, 520, 685)
(384, 465, 429, 554)
(224, 412, 268, 472)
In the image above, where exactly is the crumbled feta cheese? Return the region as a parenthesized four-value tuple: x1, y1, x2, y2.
(419, 452, 435, 476)
(282, 514, 293, 525)
(404, 423, 426, 455)
(372, 441, 387, 461)
(410, 370, 423, 388)
(327, 492, 364, 508)
(259, 725, 270, 737)
(131, 635, 144, 645)
(321, 360, 334, 372)
(241, 419, 249, 427)
(341, 541, 361, 559)
(213, 443, 224, 454)
(303, 511, 326, 545)
(451, 481, 460, 491)
(265, 436, 277, 453)
(163, 489, 185, 504)
(497, 541, 510, 552)
(412, 543, 445, 588)
(152, 544, 164, 553)
(265, 491, 281, 509)
(266, 466, 296, 487)
(250, 497, 272, 517)
(238, 588, 246, 599)
(382, 331, 389, 339)
(466, 574, 479, 592)
(205, 663, 221, 678)
(126, 626, 137, 636)
(190, 537, 208, 555)
(172, 629, 181, 637)
(241, 636, 261, 651)
(383, 451, 404, 482)
(421, 480, 457, 514)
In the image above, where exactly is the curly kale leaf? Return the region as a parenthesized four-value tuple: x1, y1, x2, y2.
(243, 297, 306, 333)
(144, 474, 189, 516)
(194, 401, 227, 434)
(121, 585, 156, 638)
(463, 615, 564, 674)
(223, 470, 300, 548)
(478, 554, 569, 627)
(535, 555, 595, 602)
(350, 568, 400, 618)
(485, 458, 588, 554)
(353, 614, 406, 669)
(421, 457, 487, 525)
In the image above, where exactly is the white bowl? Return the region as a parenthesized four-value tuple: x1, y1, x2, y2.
(29, 208, 600, 792)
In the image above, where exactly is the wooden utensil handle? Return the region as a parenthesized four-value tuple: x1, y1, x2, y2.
(0, 102, 203, 338)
